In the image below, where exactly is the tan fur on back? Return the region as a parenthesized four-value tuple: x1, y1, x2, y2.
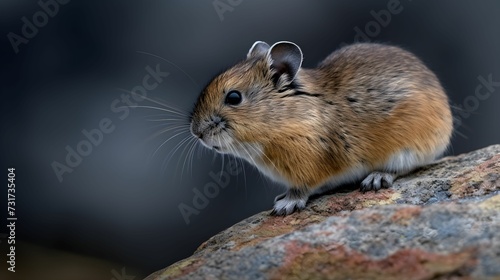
(191, 43, 452, 189)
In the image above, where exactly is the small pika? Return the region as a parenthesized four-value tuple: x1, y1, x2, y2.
(190, 41, 452, 215)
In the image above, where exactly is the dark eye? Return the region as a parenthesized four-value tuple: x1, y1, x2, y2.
(225, 90, 242, 105)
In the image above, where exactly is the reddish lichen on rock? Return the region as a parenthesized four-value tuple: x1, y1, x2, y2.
(390, 206, 422, 225)
(273, 241, 477, 280)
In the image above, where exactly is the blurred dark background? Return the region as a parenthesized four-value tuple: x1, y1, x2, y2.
(1, 0, 499, 279)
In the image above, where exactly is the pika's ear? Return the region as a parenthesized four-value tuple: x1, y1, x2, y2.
(268, 41, 303, 81)
(247, 41, 270, 58)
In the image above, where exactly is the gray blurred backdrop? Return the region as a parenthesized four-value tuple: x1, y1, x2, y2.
(1, 0, 500, 279)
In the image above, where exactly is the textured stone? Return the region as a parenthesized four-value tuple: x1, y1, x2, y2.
(146, 145, 500, 280)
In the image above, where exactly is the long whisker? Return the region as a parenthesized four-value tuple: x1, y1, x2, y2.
(194, 136, 204, 163)
(165, 132, 197, 174)
(146, 124, 190, 142)
(248, 143, 277, 172)
(187, 138, 199, 177)
(115, 87, 189, 116)
(181, 136, 198, 178)
(142, 121, 188, 134)
(151, 128, 190, 160)
(140, 113, 173, 119)
(216, 136, 226, 181)
(122, 105, 186, 118)
(238, 143, 259, 171)
(242, 144, 263, 185)
(145, 121, 187, 131)
(225, 135, 247, 189)
(242, 143, 274, 197)
(160, 133, 193, 173)
(211, 147, 217, 164)
(136, 51, 200, 88)
(236, 147, 247, 189)
(245, 143, 273, 184)
(186, 134, 200, 173)
(146, 118, 185, 122)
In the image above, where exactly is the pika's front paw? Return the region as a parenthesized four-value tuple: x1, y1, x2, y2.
(271, 188, 309, 216)
(360, 171, 394, 192)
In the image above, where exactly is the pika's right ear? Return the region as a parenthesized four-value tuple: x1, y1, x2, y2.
(247, 41, 270, 58)
(268, 41, 303, 81)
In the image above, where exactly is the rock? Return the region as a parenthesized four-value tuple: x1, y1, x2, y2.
(146, 145, 500, 280)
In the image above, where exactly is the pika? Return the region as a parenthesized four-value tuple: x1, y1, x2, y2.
(190, 41, 453, 215)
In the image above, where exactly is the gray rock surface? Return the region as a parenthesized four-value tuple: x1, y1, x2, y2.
(146, 145, 500, 280)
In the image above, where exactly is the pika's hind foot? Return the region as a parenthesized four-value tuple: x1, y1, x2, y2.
(271, 188, 309, 216)
(360, 172, 395, 192)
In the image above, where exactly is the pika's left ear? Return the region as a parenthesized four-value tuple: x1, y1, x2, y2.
(268, 41, 303, 81)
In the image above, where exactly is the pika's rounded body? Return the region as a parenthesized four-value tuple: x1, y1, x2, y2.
(190, 41, 452, 215)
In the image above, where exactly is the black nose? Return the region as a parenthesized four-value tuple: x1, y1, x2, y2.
(196, 133, 203, 139)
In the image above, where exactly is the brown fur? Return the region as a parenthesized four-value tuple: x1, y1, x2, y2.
(191, 43, 453, 190)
